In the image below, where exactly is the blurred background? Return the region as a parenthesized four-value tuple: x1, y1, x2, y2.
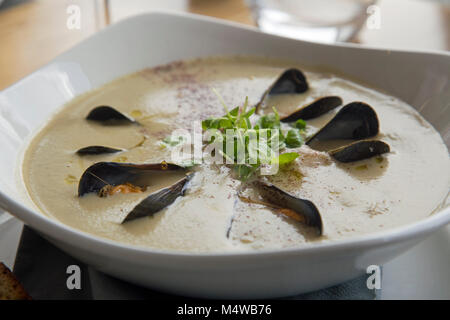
(0, 0, 449, 90)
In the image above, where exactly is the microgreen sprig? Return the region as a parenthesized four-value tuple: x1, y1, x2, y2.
(200, 90, 304, 180)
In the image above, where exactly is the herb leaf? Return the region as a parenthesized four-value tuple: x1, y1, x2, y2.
(295, 119, 307, 130)
(272, 152, 299, 166)
(285, 129, 303, 148)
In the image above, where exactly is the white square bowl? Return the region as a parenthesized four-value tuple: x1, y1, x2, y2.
(0, 12, 449, 298)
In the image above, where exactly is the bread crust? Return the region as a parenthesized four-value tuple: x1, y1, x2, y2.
(0, 262, 31, 300)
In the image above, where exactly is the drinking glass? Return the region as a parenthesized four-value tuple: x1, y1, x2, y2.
(247, 0, 377, 43)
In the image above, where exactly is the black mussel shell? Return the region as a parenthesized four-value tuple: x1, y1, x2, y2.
(281, 96, 343, 122)
(254, 181, 323, 235)
(86, 106, 137, 125)
(306, 102, 379, 145)
(76, 146, 123, 156)
(268, 68, 309, 95)
(122, 173, 194, 223)
(78, 162, 185, 197)
(256, 68, 309, 112)
(329, 140, 390, 163)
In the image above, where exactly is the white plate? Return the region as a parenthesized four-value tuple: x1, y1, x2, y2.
(0, 12, 449, 298)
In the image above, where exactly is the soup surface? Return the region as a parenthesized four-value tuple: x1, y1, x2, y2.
(22, 57, 450, 252)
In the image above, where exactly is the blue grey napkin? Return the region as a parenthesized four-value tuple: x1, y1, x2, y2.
(13, 226, 379, 300)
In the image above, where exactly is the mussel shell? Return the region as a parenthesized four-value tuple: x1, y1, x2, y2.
(329, 140, 390, 163)
(78, 162, 185, 196)
(306, 102, 379, 145)
(254, 181, 323, 235)
(268, 68, 309, 95)
(76, 146, 123, 156)
(256, 68, 309, 112)
(281, 96, 343, 122)
(122, 173, 194, 223)
(86, 106, 136, 125)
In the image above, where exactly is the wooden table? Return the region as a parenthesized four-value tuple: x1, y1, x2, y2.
(0, 0, 448, 90)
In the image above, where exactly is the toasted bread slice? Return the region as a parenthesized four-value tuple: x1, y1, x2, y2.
(0, 262, 31, 300)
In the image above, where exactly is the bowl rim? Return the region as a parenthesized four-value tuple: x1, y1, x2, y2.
(1, 11, 449, 260)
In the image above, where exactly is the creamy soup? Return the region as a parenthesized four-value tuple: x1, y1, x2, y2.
(22, 57, 450, 252)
